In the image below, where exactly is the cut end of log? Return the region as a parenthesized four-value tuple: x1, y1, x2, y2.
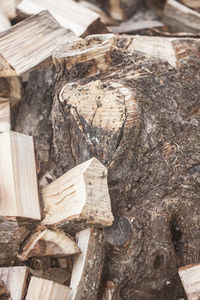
(20, 228, 81, 260)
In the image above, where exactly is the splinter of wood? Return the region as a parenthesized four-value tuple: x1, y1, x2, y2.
(178, 263, 200, 300)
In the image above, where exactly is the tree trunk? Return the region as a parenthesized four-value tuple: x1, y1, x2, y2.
(15, 34, 200, 300)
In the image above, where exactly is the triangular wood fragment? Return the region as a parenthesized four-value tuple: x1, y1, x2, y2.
(70, 228, 105, 300)
(0, 11, 72, 77)
(0, 98, 10, 132)
(0, 267, 29, 300)
(17, 0, 108, 37)
(20, 229, 81, 260)
(178, 263, 200, 300)
(42, 158, 114, 228)
(25, 277, 71, 300)
(0, 131, 41, 220)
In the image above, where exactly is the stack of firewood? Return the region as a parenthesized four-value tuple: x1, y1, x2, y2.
(0, 0, 200, 299)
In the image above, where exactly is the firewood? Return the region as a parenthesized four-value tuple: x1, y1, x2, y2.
(42, 158, 114, 229)
(70, 228, 105, 300)
(108, 0, 144, 21)
(0, 0, 16, 19)
(0, 131, 41, 220)
(20, 229, 81, 260)
(25, 277, 71, 300)
(0, 12, 11, 32)
(0, 217, 20, 266)
(17, 0, 108, 37)
(163, 0, 200, 33)
(0, 77, 22, 108)
(110, 19, 164, 34)
(178, 264, 200, 300)
(0, 11, 71, 77)
(0, 267, 29, 300)
(180, 0, 200, 8)
(0, 98, 10, 132)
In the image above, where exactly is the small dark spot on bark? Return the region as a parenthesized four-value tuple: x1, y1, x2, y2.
(170, 217, 182, 253)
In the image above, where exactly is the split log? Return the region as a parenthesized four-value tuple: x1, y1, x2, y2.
(20, 229, 80, 260)
(0, 267, 29, 300)
(0, 11, 71, 77)
(163, 0, 200, 33)
(0, 217, 20, 266)
(15, 33, 200, 299)
(70, 228, 105, 300)
(17, 0, 108, 37)
(178, 264, 200, 300)
(42, 157, 114, 230)
(0, 0, 16, 19)
(0, 98, 10, 132)
(110, 19, 164, 34)
(0, 131, 41, 220)
(108, 0, 144, 21)
(25, 277, 71, 300)
(28, 267, 71, 285)
(0, 77, 22, 108)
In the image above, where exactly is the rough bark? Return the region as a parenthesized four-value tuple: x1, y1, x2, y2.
(0, 217, 20, 266)
(14, 34, 200, 299)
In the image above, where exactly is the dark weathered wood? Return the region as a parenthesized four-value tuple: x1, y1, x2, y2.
(108, 0, 144, 20)
(0, 217, 20, 266)
(14, 34, 200, 299)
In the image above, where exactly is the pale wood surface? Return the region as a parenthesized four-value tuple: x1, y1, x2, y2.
(0, 11, 69, 77)
(180, 0, 200, 7)
(0, 131, 41, 220)
(0, 0, 16, 18)
(0, 267, 28, 300)
(179, 264, 200, 300)
(25, 277, 71, 300)
(163, 0, 200, 33)
(42, 158, 113, 227)
(0, 98, 10, 132)
(20, 228, 80, 260)
(0, 12, 11, 32)
(18, 0, 107, 37)
(70, 228, 105, 300)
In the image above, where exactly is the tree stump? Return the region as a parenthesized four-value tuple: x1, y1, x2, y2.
(15, 34, 200, 299)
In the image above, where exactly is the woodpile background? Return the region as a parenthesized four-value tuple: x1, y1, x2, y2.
(0, 0, 200, 299)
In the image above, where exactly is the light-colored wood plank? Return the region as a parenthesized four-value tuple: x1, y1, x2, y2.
(0, 267, 28, 300)
(25, 277, 71, 300)
(180, 0, 200, 8)
(163, 0, 200, 33)
(0, 98, 10, 132)
(20, 228, 81, 260)
(178, 263, 200, 300)
(42, 157, 114, 227)
(0, 11, 71, 77)
(18, 0, 108, 37)
(0, 131, 41, 220)
(70, 228, 105, 300)
(0, 0, 16, 19)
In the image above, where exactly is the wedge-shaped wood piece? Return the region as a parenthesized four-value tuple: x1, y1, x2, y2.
(163, 0, 200, 33)
(18, 0, 108, 37)
(0, 267, 29, 300)
(178, 263, 200, 300)
(0, 11, 70, 77)
(20, 228, 81, 260)
(0, 98, 10, 132)
(25, 277, 71, 300)
(70, 228, 105, 300)
(42, 158, 114, 228)
(0, 131, 41, 220)
(180, 0, 200, 8)
(0, 0, 16, 19)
